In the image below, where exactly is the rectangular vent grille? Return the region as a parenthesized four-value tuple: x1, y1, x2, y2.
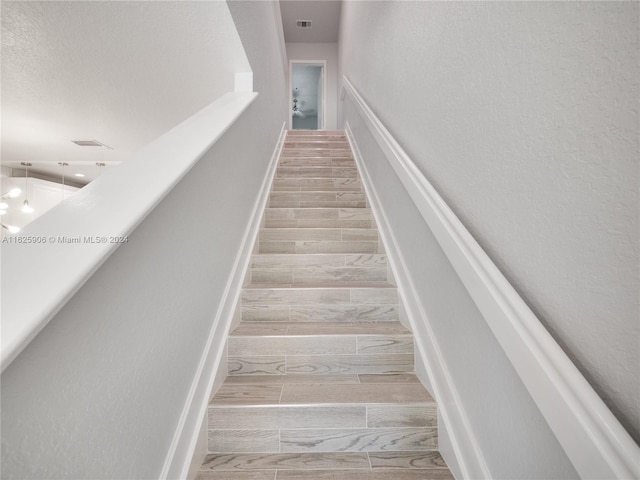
(72, 140, 112, 149)
(296, 20, 312, 28)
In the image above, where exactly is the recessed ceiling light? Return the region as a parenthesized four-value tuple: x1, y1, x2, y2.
(74, 173, 85, 178)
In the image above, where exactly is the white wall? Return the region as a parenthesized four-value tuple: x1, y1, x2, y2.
(287, 42, 338, 129)
(0, 1, 287, 478)
(339, 0, 639, 449)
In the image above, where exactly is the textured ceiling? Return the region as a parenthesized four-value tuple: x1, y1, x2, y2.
(280, 0, 342, 43)
(1, 1, 250, 183)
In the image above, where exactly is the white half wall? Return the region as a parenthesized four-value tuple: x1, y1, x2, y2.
(339, 0, 640, 446)
(286, 42, 338, 130)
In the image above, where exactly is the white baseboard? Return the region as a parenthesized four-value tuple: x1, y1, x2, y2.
(160, 123, 287, 480)
(343, 73, 640, 479)
(346, 123, 491, 479)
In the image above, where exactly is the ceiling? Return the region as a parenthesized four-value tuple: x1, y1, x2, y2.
(1, 1, 249, 184)
(280, 0, 342, 43)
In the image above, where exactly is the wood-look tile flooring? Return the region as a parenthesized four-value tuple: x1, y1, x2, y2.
(200, 130, 452, 479)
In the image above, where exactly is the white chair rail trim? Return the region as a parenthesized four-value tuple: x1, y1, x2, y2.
(1, 91, 258, 373)
(342, 75, 639, 479)
(346, 123, 492, 479)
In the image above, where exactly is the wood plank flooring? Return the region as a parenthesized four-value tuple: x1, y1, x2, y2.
(200, 130, 452, 479)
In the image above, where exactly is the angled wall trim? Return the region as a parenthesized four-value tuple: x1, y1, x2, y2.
(346, 123, 491, 479)
(161, 122, 287, 480)
(343, 75, 640, 479)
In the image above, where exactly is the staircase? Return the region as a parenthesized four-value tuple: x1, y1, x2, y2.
(198, 131, 453, 480)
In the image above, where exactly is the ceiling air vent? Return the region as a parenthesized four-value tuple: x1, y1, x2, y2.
(71, 140, 113, 149)
(296, 20, 312, 28)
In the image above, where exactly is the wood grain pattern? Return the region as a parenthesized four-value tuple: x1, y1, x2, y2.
(196, 471, 275, 480)
(228, 336, 357, 356)
(358, 374, 421, 384)
(275, 469, 454, 479)
(280, 427, 437, 452)
(201, 452, 370, 471)
(289, 305, 399, 323)
(357, 335, 414, 354)
(208, 429, 279, 453)
(280, 383, 432, 404)
(367, 405, 438, 428)
(368, 451, 448, 469)
(222, 374, 361, 385)
(285, 354, 413, 375)
(284, 323, 410, 335)
(242, 288, 351, 306)
(228, 356, 285, 375)
(252, 267, 387, 285)
(210, 384, 283, 405)
(272, 178, 363, 191)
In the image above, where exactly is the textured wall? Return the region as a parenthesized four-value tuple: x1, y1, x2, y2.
(339, 1, 639, 444)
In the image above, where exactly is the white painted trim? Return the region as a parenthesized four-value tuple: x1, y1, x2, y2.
(346, 123, 490, 480)
(273, 0, 288, 78)
(161, 122, 287, 480)
(1, 92, 258, 372)
(343, 76, 640, 479)
(289, 60, 327, 130)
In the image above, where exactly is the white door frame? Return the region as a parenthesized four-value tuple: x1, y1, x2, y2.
(289, 60, 327, 130)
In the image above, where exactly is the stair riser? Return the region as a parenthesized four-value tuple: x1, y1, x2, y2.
(286, 135, 346, 142)
(208, 427, 437, 453)
(284, 142, 349, 149)
(251, 254, 387, 269)
(209, 405, 437, 430)
(228, 335, 414, 356)
(272, 178, 362, 191)
(251, 266, 388, 284)
(227, 354, 414, 376)
(269, 201, 367, 208)
(268, 191, 365, 208)
(281, 150, 353, 158)
(279, 157, 354, 167)
(276, 167, 358, 178)
(287, 130, 344, 136)
(264, 208, 373, 228)
(201, 453, 452, 477)
(242, 288, 397, 306)
(242, 305, 400, 323)
(259, 242, 382, 255)
(260, 228, 378, 242)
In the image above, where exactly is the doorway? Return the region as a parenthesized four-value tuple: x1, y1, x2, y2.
(289, 61, 326, 130)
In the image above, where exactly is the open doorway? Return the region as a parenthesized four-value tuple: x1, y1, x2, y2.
(290, 61, 326, 130)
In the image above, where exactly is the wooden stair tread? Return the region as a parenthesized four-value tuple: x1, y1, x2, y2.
(211, 374, 434, 406)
